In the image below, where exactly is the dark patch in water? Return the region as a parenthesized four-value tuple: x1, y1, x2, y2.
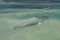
(17, 13, 60, 20)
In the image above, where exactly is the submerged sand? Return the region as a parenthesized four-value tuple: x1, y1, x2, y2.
(0, 9, 60, 40)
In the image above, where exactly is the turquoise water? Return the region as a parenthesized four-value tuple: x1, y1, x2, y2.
(1, 9, 59, 20)
(0, 3, 60, 9)
(19, 12, 60, 19)
(0, 3, 60, 19)
(0, 3, 60, 40)
(0, 9, 60, 40)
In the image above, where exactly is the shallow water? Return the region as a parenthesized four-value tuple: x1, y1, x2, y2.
(0, 9, 60, 40)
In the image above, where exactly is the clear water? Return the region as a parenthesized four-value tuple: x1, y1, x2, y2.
(0, 3, 60, 40)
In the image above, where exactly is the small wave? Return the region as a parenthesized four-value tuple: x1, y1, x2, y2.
(5, 17, 41, 28)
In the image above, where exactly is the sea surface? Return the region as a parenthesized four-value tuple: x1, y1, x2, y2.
(0, 3, 60, 40)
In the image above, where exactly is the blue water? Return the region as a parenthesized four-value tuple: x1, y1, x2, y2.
(0, 3, 60, 20)
(0, 9, 26, 13)
(14, 12, 60, 20)
(0, 3, 60, 9)
(0, 3, 60, 13)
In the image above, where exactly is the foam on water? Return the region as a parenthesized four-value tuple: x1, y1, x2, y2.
(4, 17, 42, 28)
